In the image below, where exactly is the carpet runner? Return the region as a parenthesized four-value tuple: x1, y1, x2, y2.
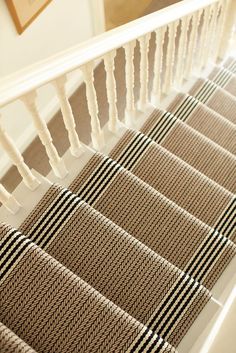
(2, 186, 209, 347)
(109, 128, 236, 240)
(0, 56, 236, 353)
(167, 93, 236, 155)
(0, 223, 177, 353)
(69, 152, 235, 290)
(140, 109, 236, 193)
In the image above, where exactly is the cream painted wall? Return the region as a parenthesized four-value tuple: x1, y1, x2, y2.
(0, 0, 102, 177)
(0, 0, 95, 77)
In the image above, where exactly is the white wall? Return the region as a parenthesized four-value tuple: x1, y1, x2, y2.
(0, 0, 102, 177)
(0, 0, 95, 77)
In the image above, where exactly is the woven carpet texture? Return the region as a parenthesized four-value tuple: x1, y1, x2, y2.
(0, 6, 236, 349)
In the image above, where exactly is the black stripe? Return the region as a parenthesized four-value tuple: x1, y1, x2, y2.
(0, 235, 21, 260)
(137, 332, 162, 353)
(122, 136, 153, 170)
(77, 156, 112, 196)
(174, 96, 199, 122)
(130, 328, 151, 353)
(146, 337, 165, 353)
(149, 114, 178, 143)
(172, 95, 196, 121)
(31, 191, 76, 243)
(148, 274, 189, 330)
(161, 283, 201, 339)
(197, 239, 230, 283)
(86, 162, 121, 206)
(148, 112, 173, 140)
(0, 229, 18, 251)
(29, 188, 69, 238)
(188, 234, 228, 281)
(0, 241, 31, 281)
(185, 230, 224, 274)
(151, 279, 199, 336)
(40, 198, 82, 248)
(1, 235, 31, 274)
(116, 133, 144, 164)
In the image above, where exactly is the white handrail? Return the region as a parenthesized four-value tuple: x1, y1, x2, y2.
(0, 0, 219, 108)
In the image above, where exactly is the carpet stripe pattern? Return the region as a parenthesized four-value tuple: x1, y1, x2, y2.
(0, 55, 236, 353)
(69, 153, 235, 289)
(109, 129, 236, 241)
(0, 224, 177, 353)
(17, 184, 210, 346)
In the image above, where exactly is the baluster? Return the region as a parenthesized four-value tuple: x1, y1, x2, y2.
(103, 50, 120, 133)
(151, 26, 166, 105)
(203, 4, 219, 66)
(0, 117, 40, 190)
(218, 0, 236, 59)
(184, 10, 203, 78)
(80, 62, 104, 150)
(21, 91, 68, 179)
(208, 2, 222, 62)
(212, 1, 227, 61)
(196, 6, 212, 72)
(0, 184, 21, 214)
(123, 40, 136, 126)
(162, 20, 178, 95)
(138, 33, 151, 111)
(175, 15, 191, 87)
(53, 76, 82, 157)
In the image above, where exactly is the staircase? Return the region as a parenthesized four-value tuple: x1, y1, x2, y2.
(0, 0, 236, 352)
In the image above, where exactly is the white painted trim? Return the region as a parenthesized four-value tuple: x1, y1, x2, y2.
(0, 0, 220, 107)
(89, 0, 106, 35)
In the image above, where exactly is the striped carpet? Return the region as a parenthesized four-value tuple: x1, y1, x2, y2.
(0, 57, 236, 352)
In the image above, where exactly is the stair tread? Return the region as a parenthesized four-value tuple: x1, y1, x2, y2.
(0, 223, 176, 353)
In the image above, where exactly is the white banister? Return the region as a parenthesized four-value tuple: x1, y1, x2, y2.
(151, 26, 166, 105)
(184, 10, 203, 78)
(0, 118, 40, 190)
(53, 76, 82, 157)
(163, 20, 178, 95)
(124, 40, 136, 126)
(175, 15, 191, 87)
(138, 33, 151, 111)
(0, 0, 220, 109)
(80, 62, 104, 150)
(103, 50, 120, 132)
(21, 92, 68, 179)
(0, 184, 21, 214)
